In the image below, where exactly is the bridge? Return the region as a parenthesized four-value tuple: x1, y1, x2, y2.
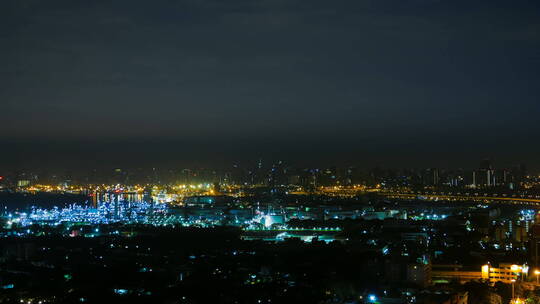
(378, 191, 540, 206)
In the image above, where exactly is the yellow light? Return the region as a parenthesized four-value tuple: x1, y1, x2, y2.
(535, 270, 540, 275)
(511, 265, 520, 272)
(481, 265, 490, 279)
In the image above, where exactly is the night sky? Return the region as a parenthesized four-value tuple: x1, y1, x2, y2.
(1, 0, 539, 171)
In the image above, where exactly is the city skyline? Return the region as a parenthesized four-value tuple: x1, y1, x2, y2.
(2, 1, 540, 303)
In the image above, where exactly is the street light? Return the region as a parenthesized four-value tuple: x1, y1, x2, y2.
(535, 270, 540, 284)
(511, 279, 516, 300)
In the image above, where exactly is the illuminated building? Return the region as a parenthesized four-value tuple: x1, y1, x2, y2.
(17, 180, 31, 187)
(406, 256, 432, 288)
(432, 264, 483, 284)
(481, 263, 528, 283)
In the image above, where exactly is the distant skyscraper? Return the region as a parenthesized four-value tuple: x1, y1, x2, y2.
(478, 159, 495, 187)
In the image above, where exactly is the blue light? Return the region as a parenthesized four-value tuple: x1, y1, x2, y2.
(368, 294, 377, 302)
(114, 289, 129, 295)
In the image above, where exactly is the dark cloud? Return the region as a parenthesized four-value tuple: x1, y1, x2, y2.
(1, 0, 539, 170)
